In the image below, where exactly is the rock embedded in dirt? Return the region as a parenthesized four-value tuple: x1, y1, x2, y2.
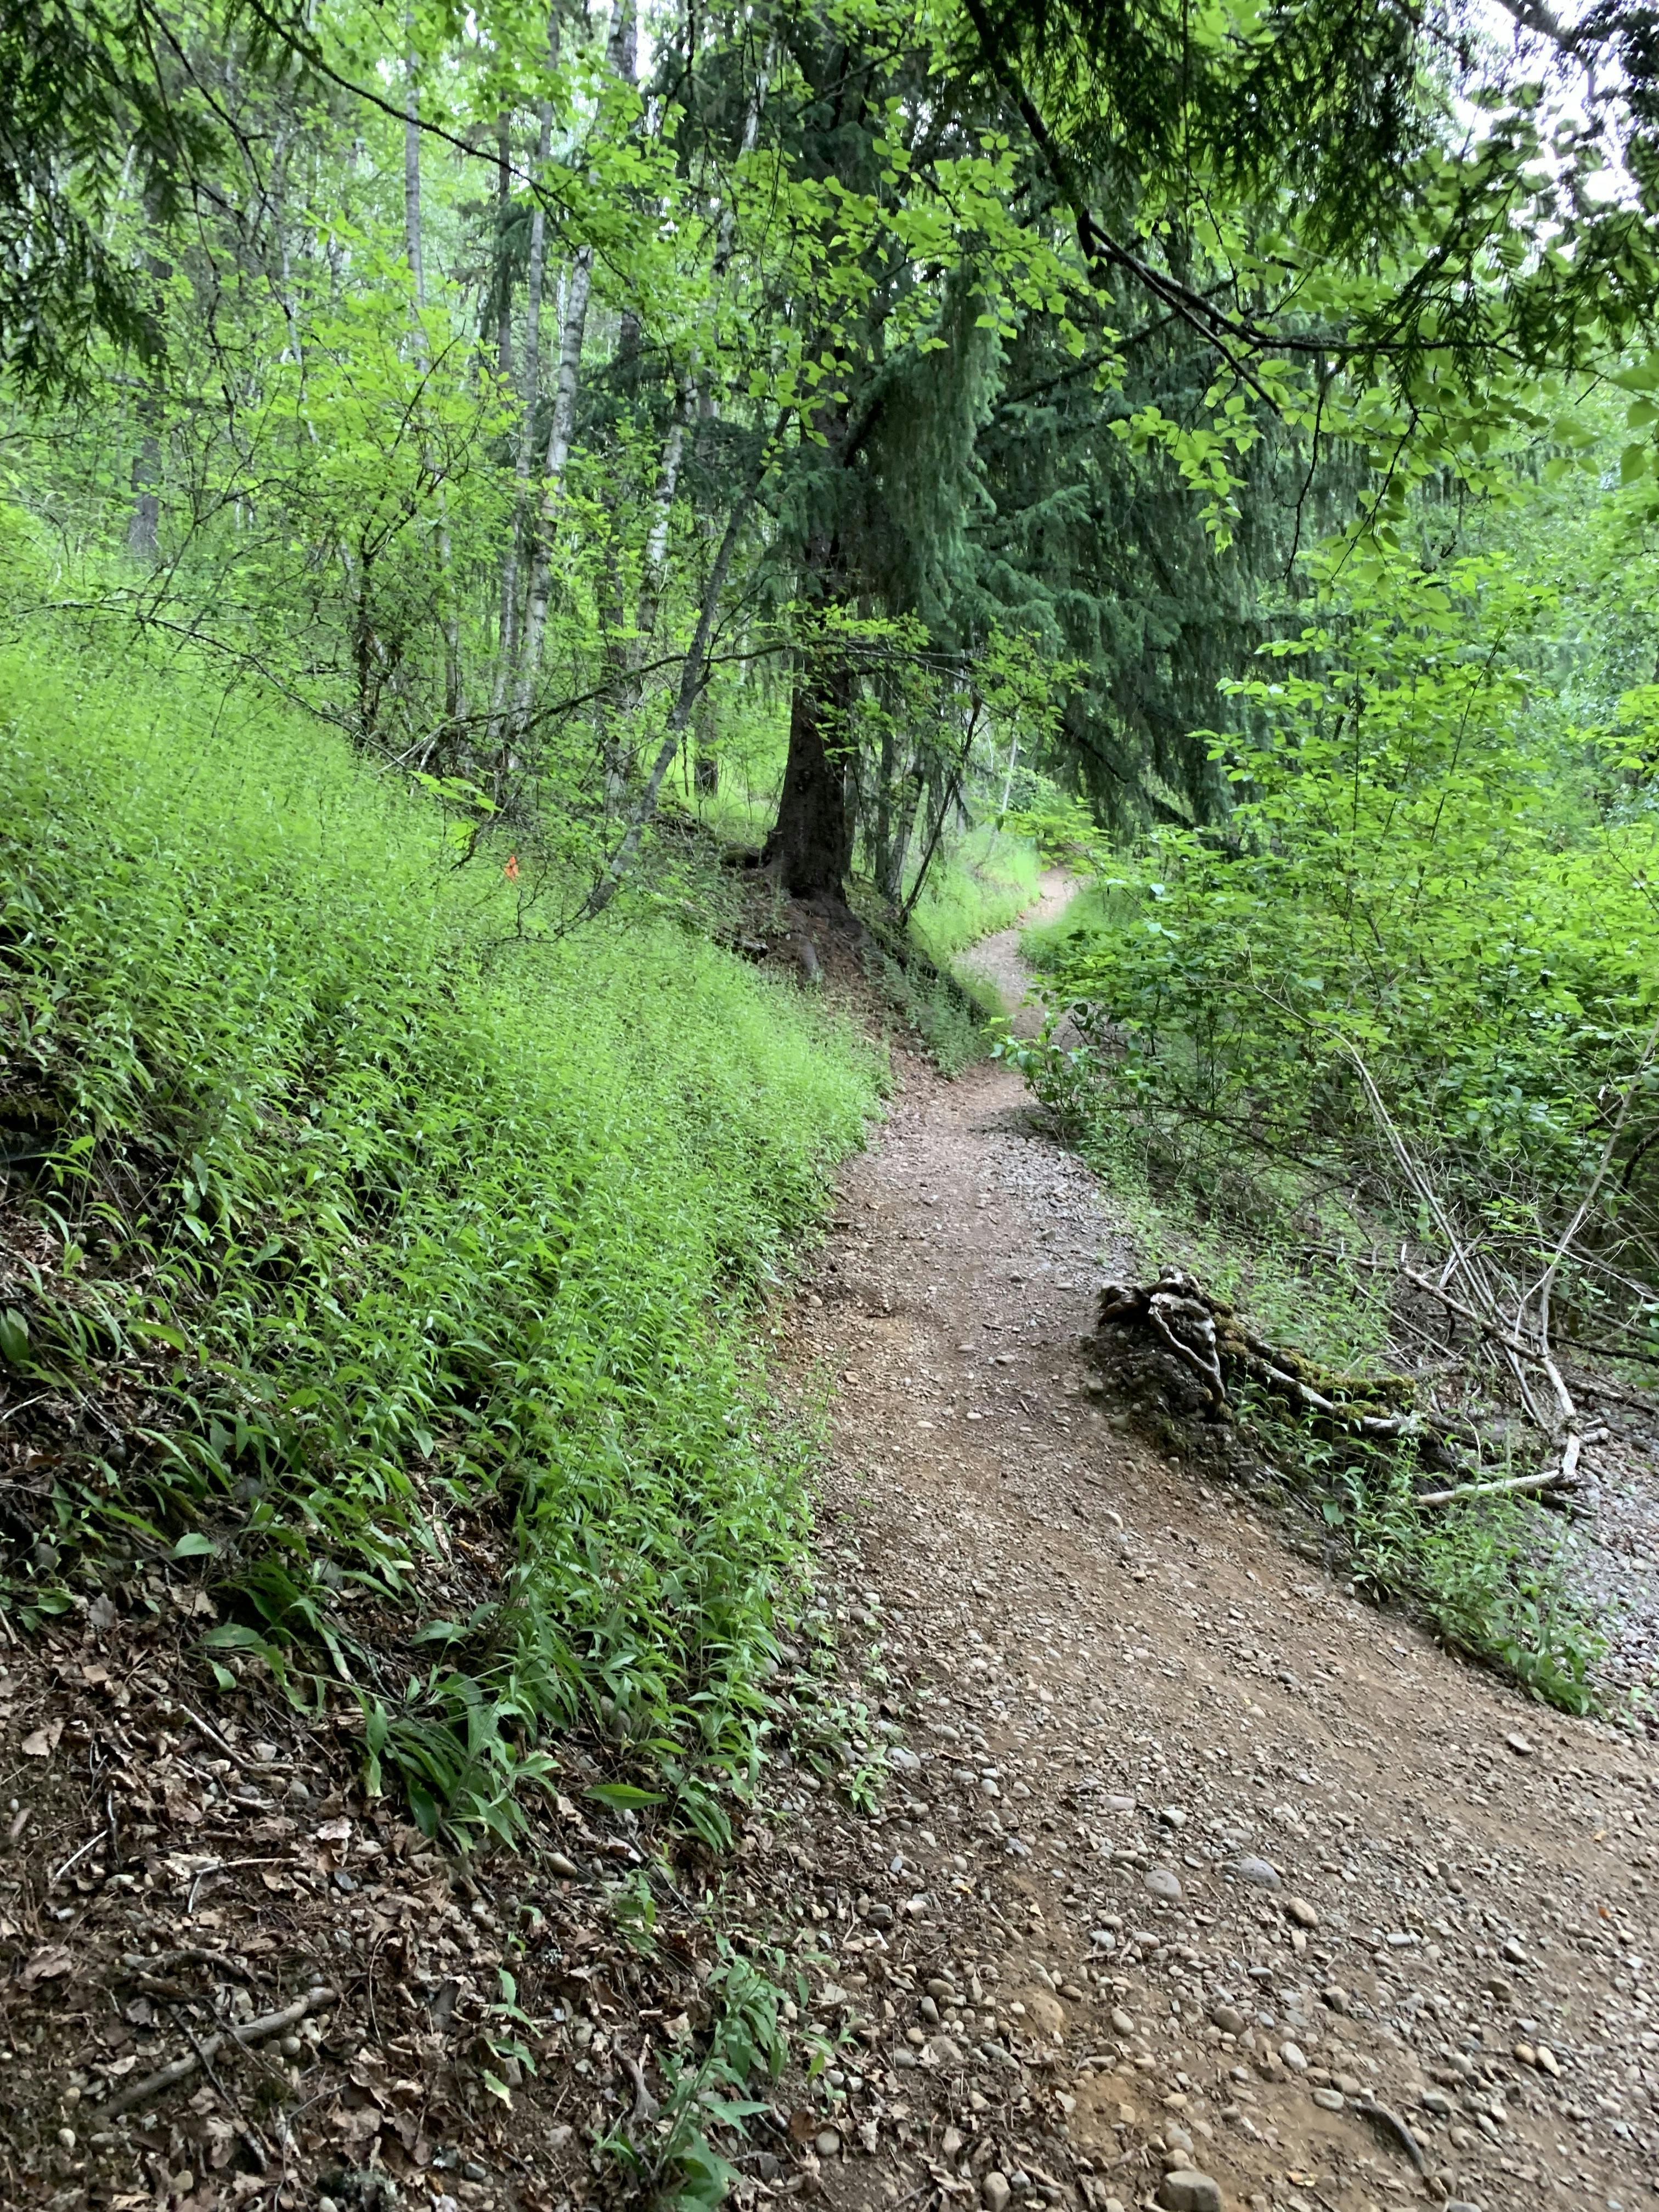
(1144, 1865, 1183, 1902)
(1281, 2040, 1308, 2072)
(1210, 2003, 1247, 2035)
(1285, 1895, 1318, 1928)
(981, 2172, 1013, 2212)
(1231, 1855, 1281, 1889)
(1158, 2171, 1223, 2212)
(1111, 2006, 1136, 2034)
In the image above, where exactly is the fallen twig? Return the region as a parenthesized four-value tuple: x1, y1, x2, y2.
(119, 1946, 262, 1985)
(48, 1833, 104, 1889)
(1417, 1465, 1578, 1508)
(170, 2008, 273, 2167)
(1353, 2094, 1429, 2175)
(88, 1985, 336, 2124)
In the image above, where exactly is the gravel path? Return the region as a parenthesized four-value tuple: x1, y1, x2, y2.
(791, 892, 1659, 2212)
(954, 869, 1076, 1037)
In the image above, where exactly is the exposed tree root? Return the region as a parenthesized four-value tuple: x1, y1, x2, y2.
(1091, 1270, 1565, 1499)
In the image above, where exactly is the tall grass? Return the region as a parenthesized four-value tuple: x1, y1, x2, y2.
(0, 638, 882, 1839)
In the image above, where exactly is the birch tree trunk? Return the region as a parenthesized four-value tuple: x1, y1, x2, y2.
(510, 0, 635, 735)
(404, 33, 463, 742)
(494, 111, 514, 383)
(488, 23, 558, 754)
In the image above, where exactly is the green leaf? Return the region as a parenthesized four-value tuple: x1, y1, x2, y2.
(130, 1321, 190, 1352)
(0, 1309, 29, 1366)
(172, 1531, 217, 1560)
(584, 1782, 665, 1809)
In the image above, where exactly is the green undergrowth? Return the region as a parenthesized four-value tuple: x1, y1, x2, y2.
(871, 947, 1002, 1077)
(906, 822, 1042, 967)
(844, 825, 1042, 1076)
(0, 634, 884, 1842)
(1019, 876, 1116, 978)
(1000, 1012, 1609, 1714)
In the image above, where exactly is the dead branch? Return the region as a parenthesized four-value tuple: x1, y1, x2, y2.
(1414, 1434, 1607, 1509)
(1094, 1273, 1451, 1444)
(89, 1984, 336, 2123)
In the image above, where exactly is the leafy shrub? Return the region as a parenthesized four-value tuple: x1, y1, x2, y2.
(1026, 547, 1659, 1350)
(0, 636, 882, 1836)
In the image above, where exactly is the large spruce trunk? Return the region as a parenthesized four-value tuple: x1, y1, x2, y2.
(764, 522, 860, 898)
(765, 650, 857, 898)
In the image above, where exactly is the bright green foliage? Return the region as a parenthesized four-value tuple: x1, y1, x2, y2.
(907, 823, 1043, 965)
(596, 1940, 789, 2208)
(0, 629, 881, 1838)
(1027, 544, 1659, 1324)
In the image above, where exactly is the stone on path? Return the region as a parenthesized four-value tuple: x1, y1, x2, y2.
(1158, 2171, 1223, 2212)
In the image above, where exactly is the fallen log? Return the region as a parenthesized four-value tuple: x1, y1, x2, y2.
(1098, 1273, 1416, 1425)
(1094, 1272, 1480, 1470)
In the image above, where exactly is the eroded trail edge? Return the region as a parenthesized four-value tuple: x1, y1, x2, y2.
(788, 908, 1659, 2212)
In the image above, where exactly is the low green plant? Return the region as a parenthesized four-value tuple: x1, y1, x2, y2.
(873, 947, 997, 1075)
(597, 1942, 789, 2210)
(0, 632, 883, 1836)
(1341, 1463, 1605, 1713)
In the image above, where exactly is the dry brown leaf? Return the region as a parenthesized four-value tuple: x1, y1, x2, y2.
(21, 1943, 74, 1985)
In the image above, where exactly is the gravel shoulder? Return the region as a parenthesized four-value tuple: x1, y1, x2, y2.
(788, 894, 1659, 2212)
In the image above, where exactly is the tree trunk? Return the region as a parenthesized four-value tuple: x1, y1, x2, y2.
(494, 110, 514, 382)
(764, 643, 857, 897)
(693, 683, 718, 795)
(511, 0, 634, 731)
(127, 394, 161, 561)
(488, 37, 557, 749)
(874, 733, 921, 904)
(404, 33, 462, 739)
(403, 21, 424, 302)
(510, 245, 593, 719)
(127, 223, 170, 561)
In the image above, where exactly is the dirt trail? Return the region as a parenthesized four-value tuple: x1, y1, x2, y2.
(953, 869, 1075, 1037)
(795, 888, 1659, 2212)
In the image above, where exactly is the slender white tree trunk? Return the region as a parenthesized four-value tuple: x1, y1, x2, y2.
(404, 34, 463, 742)
(510, 0, 635, 728)
(489, 38, 557, 749)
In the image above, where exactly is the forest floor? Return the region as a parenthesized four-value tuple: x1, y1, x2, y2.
(5, 876, 1659, 2212)
(782, 871, 1659, 2212)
